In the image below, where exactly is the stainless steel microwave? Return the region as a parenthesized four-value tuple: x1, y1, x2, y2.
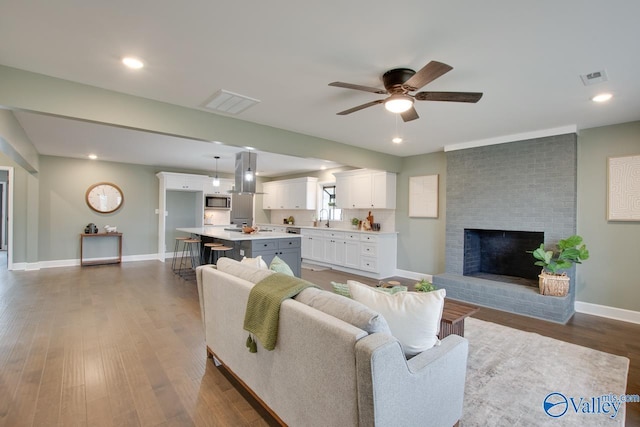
(205, 195, 231, 209)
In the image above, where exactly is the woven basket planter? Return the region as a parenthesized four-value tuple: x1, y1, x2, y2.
(538, 271, 570, 296)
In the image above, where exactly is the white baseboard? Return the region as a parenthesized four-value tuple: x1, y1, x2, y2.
(12, 253, 161, 271)
(394, 268, 433, 283)
(575, 301, 640, 325)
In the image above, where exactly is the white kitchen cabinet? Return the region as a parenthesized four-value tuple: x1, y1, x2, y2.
(163, 172, 205, 191)
(262, 181, 280, 209)
(323, 230, 345, 265)
(204, 178, 234, 195)
(334, 169, 396, 209)
(300, 227, 396, 279)
(301, 229, 325, 261)
(343, 238, 361, 269)
(262, 177, 317, 210)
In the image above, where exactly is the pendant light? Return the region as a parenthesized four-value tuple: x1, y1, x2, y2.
(245, 151, 254, 182)
(212, 156, 220, 187)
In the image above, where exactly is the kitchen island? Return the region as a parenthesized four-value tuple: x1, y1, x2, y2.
(177, 227, 302, 277)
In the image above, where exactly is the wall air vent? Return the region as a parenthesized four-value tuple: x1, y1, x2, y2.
(580, 69, 609, 86)
(203, 89, 260, 114)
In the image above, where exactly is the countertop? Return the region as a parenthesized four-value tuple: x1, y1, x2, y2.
(257, 224, 398, 236)
(177, 227, 302, 241)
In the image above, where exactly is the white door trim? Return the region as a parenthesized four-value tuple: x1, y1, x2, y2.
(0, 167, 14, 269)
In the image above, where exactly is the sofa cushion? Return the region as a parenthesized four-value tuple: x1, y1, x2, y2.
(348, 280, 446, 357)
(241, 255, 268, 269)
(216, 257, 274, 284)
(295, 287, 391, 335)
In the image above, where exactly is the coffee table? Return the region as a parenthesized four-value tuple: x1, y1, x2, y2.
(439, 299, 479, 339)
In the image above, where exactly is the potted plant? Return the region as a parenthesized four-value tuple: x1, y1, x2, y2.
(351, 217, 360, 229)
(529, 235, 589, 296)
(414, 279, 436, 292)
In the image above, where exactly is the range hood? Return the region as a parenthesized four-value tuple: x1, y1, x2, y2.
(232, 151, 258, 194)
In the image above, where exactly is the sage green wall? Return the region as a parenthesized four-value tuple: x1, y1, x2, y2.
(576, 121, 640, 312)
(165, 190, 198, 251)
(395, 152, 447, 274)
(0, 65, 402, 173)
(38, 156, 159, 261)
(0, 152, 29, 263)
(0, 110, 39, 172)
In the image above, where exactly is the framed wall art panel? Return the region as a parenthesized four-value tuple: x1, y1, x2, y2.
(409, 174, 438, 218)
(607, 154, 640, 221)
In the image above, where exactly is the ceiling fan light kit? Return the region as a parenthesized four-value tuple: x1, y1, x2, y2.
(384, 94, 414, 113)
(330, 60, 483, 123)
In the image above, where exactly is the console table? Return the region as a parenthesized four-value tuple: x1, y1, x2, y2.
(80, 232, 123, 266)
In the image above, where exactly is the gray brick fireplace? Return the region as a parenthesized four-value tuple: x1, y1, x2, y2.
(433, 133, 577, 323)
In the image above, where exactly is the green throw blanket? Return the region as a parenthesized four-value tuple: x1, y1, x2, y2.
(243, 273, 317, 352)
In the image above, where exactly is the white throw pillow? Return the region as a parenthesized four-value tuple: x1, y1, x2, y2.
(347, 280, 446, 357)
(241, 256, 268, 270)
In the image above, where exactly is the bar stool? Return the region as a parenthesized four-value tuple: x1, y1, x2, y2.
(172, 236, 190, 273)
(209, 246, 233, 265)
(178, 238, 201, 277)
(203, 242, 223, 264)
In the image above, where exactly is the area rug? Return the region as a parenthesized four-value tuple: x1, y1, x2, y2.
(462, 318, 629, 426)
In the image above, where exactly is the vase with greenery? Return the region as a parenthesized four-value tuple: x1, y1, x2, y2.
(528, 235, 589, 296)
(351, 217, 360, 229)
(414, 279, 436, 292)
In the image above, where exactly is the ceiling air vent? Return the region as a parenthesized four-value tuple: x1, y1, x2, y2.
(204, 89, 260, 114)
(580, 69, 609, 86)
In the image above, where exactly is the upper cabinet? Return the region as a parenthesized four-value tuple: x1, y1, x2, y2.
(262, 177, 318, 210)
(204, 178, 234, 195)
(161, 172, 205, 192)
(334, 169, 397, 209)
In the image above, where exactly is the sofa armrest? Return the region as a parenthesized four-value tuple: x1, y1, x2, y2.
(355, 333, 468, 427)
(195, 264, 216, 337)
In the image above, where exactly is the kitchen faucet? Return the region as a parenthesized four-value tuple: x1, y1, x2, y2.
(318, 208, 330, 227)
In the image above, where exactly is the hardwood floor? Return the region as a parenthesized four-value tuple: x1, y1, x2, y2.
(0, 260, 638, 426)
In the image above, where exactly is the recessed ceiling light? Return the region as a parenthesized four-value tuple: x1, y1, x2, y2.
(244, 146, 255, 150)
(592, 93, 613, 103)
(122, 56, 144, 69)
(88, 154, 98, 160)
(320, 165, 327, 170)
(392, 137, 403, 144)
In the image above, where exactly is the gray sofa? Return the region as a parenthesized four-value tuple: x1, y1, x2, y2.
(196, 259, 468, 427)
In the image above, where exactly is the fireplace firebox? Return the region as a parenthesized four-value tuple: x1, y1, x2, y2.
(463, 229, 543, 286)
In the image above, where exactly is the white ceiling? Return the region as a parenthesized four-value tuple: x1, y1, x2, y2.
(1, 1, 639, 175)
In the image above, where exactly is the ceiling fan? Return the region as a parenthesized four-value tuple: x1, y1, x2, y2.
(329, 61, 483, 122)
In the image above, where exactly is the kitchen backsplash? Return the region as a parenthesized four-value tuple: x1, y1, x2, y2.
(266, 209, 395, 231)
(204, 209, 231, 225)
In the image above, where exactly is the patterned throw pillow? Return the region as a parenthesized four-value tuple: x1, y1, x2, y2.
(331, 281, 352, 298)
(269, 255, 294, 276)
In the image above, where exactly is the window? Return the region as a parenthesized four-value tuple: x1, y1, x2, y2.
(320, 185, 341, 221)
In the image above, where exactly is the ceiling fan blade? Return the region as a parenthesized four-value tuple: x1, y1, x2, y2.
(336, 99, 384, 115)
(329, 81, 388, 94)
(403, 61, 453, 91)
(400, 106, 419, 122)
(415, 91, 483, 103)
